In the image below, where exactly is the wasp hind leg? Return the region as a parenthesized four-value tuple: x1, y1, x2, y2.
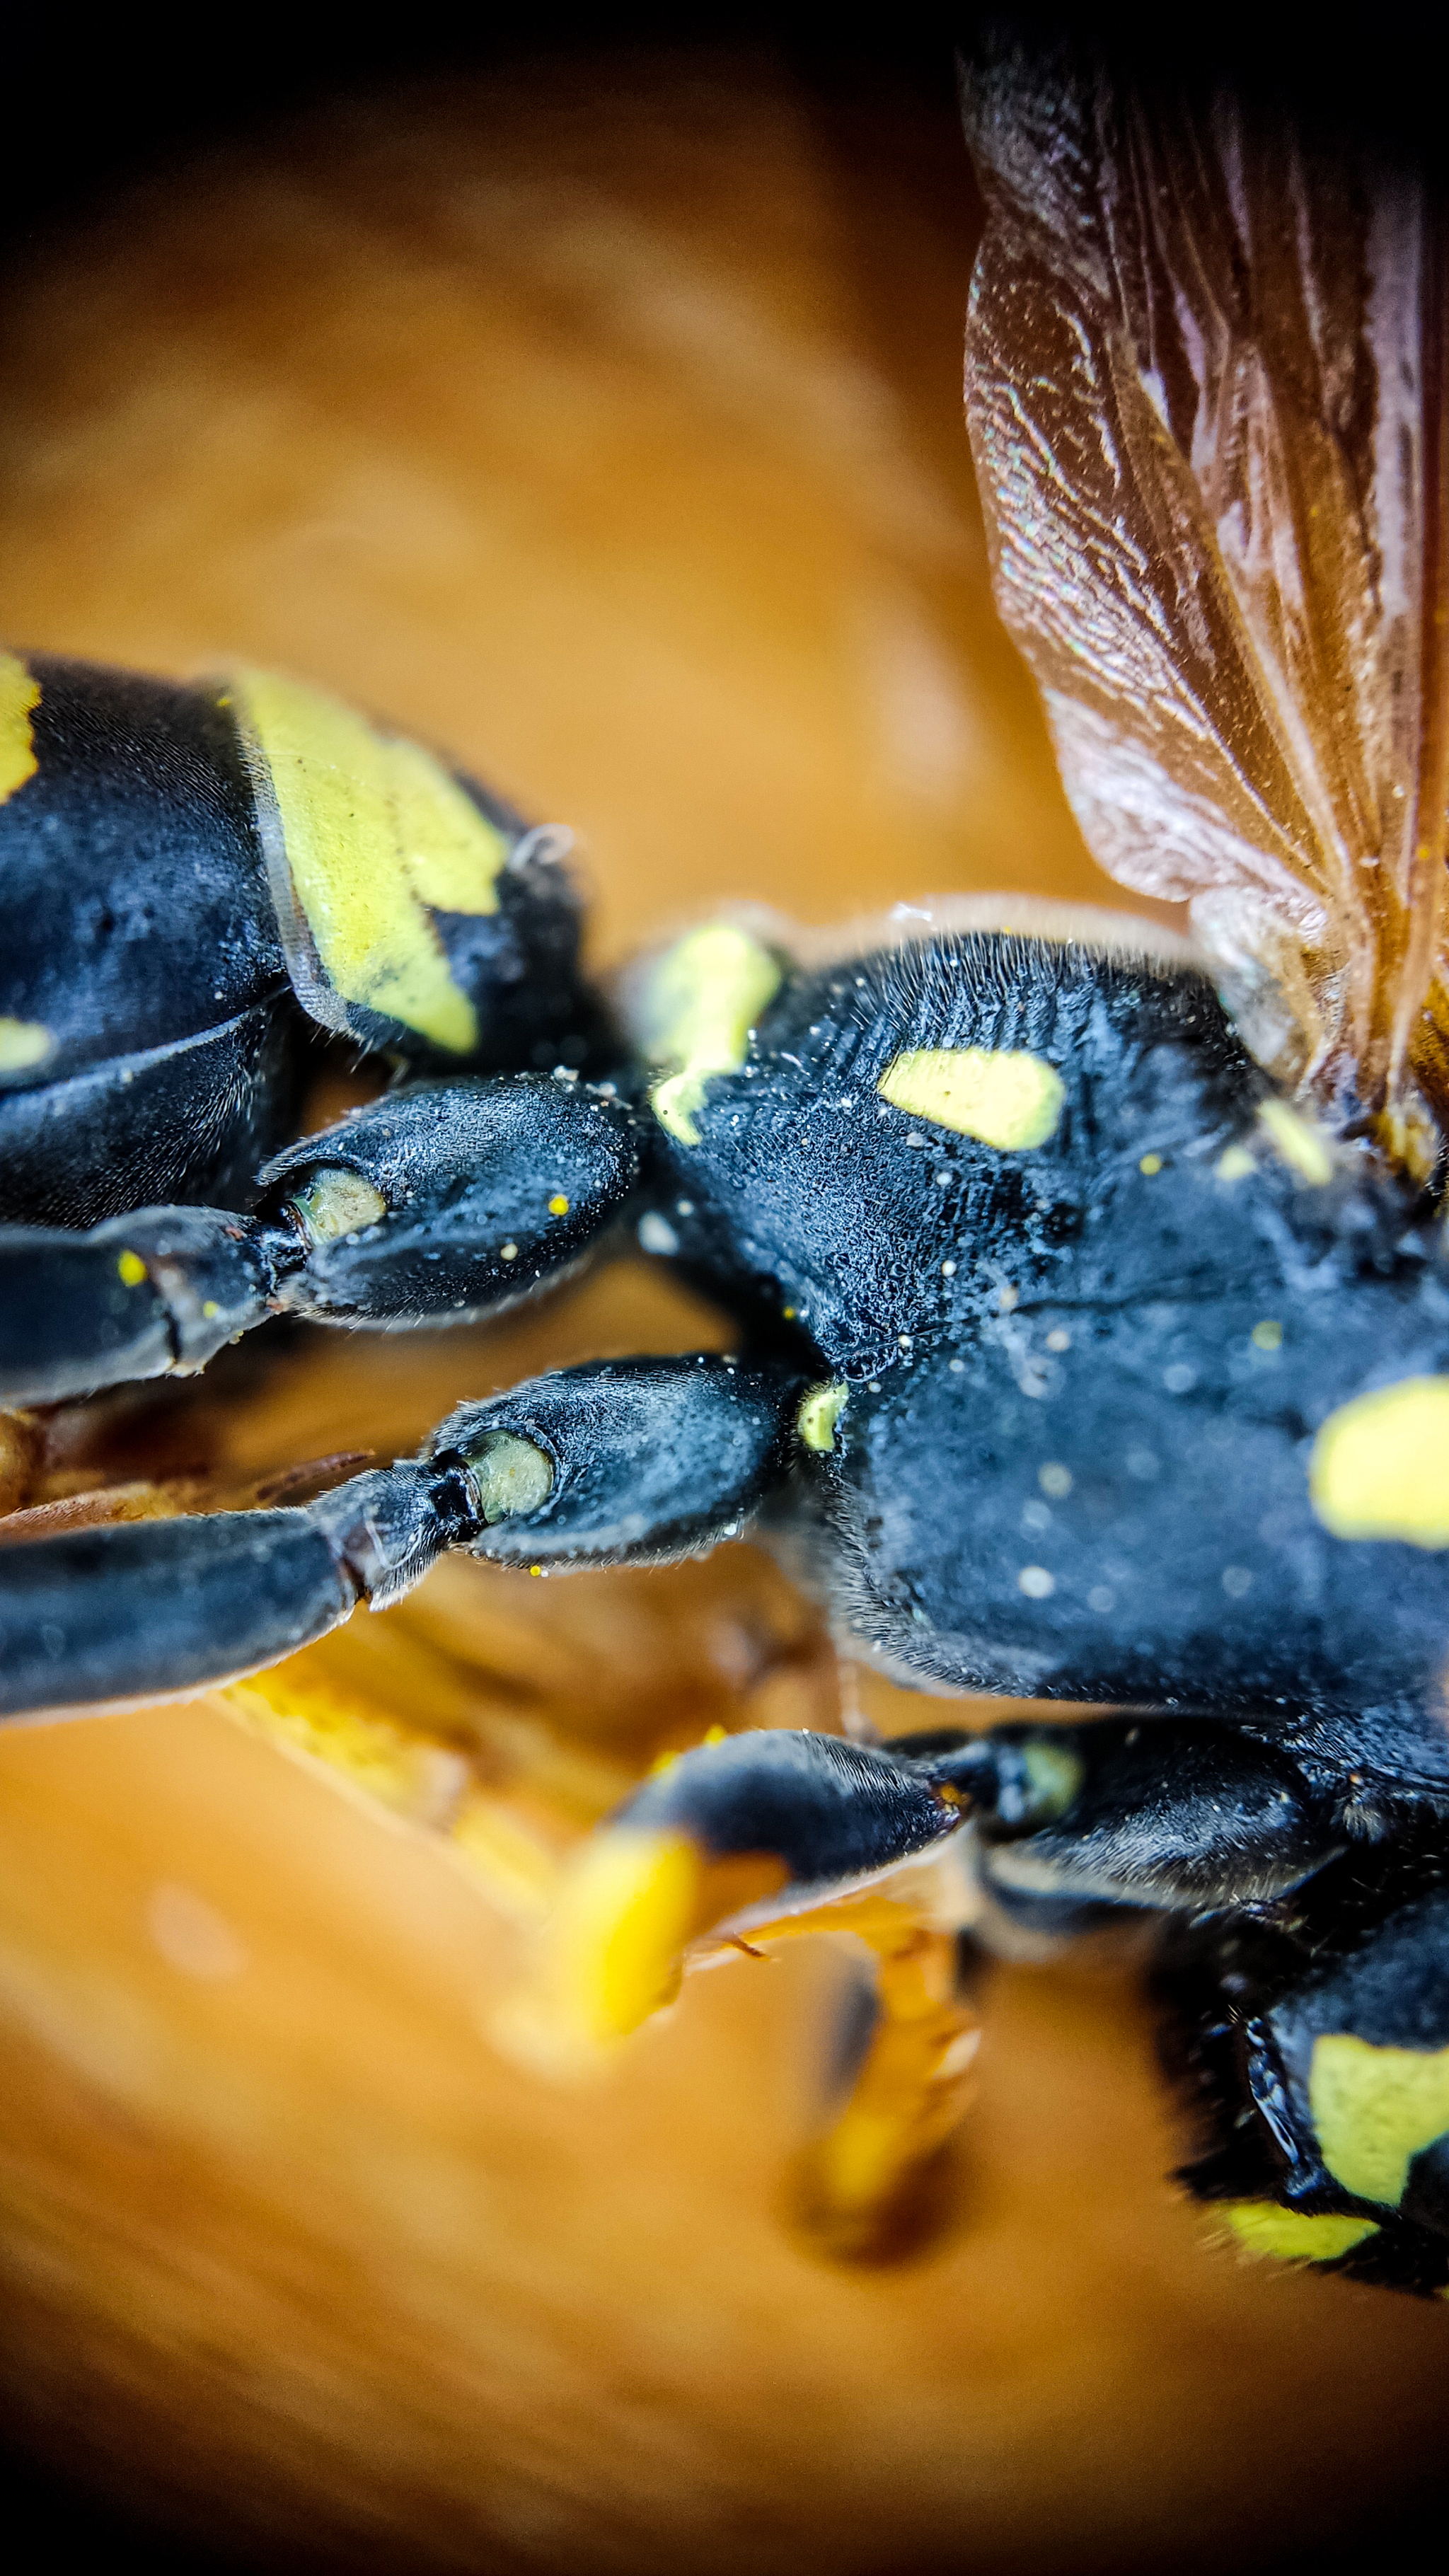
(499, 1725, 1022, 2255)
(509, 1714, 1361, 2258)
(790, 1912, 986, 2260)
(961, 1715, 1353, 1922)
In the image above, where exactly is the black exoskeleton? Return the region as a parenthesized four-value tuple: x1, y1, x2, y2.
(16, 30, 1449, 2294)
(8, 659, 1443, 2297)
(6, 720, 1449, 2290)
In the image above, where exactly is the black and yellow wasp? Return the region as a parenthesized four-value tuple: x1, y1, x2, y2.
(4, 37, 1449, 2290)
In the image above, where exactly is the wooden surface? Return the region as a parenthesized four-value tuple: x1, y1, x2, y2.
(1, 47, 1446, 2572)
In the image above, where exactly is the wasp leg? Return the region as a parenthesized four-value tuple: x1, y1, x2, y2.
(0, 1355, 799, 1716)
(949, 1716, 1348, 1922)
(0, 1207, 282, 1404)
(0, 1458, 475, 1719)
(500, 1726, 993, 2063)
(0, 1075, 639, 1406)
(791, 1912, 983, 2260)
(498, 1725, 1008, 2245)
(429, 1353, 803, 1569)
(260, 1074, 640, 1328)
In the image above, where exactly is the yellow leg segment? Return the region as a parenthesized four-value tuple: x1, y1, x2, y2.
(792, 1910, 981, 2260)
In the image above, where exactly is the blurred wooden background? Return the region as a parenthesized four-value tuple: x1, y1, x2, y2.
(1, 37, 1447, 2574)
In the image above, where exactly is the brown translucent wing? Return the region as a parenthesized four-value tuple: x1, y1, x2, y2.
(962, 45, 1449, 1169)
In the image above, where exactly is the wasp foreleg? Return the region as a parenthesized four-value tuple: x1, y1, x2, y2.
(0, 1353, 802, 1716)
(0, 1075, 640, 1405)
(0, 1207, 282, 1404)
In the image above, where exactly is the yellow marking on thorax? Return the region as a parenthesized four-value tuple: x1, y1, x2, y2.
(0, 1016, 52, 1075)
(1310, 2033, 1449, 2206)
(877, 1046, 1064, 1150)
(1309, 1376, 1449, 1547)
(0, 652, 40, 803)
(1218, 2202, 1379, 2263)
(228, 669, 511, 1053)
(1215, 1143, 1257, 1182)
(797, 1381, 848, 1452)
(1258, 1097, 1334, 1185)
(641, 923, 782, 1145)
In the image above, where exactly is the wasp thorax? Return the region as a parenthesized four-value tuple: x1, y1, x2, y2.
(289, 1167, 390, 1247)
(462, 1429, 555, 1525)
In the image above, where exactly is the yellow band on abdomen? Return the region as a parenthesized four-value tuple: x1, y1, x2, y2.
(228, 667, 511, 1054)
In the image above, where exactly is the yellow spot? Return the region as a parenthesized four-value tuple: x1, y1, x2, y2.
(1219, 2202, 1379, 2263)
(1020, 1738, 1083, 1820)
(642, 923, 783, 1146)
(289, 1166, 388, 1246)
(783, 1306, 797, 1321)
(877, 1046, 1064, 1150)
(797, 1381, 848, 1452)
(1310, 1376, 1449, 1547)
(0, 652, 40, 803)
(229, 669, 511, 1055)
(1258, 1097, 1334, 1186)
(648, 1747, 680, 1777)
(529, 1564, 542, 1576)
(516, 1827, 702, 2062)
(202, 1300, 220, 1321)
(0, 1016, 52, 1075)
(116, 1250, 147, 1288)
(548, 1193, 570, 1215)
(463, 1430, 553, 1525)
(1138, 1151, 1164, 1176)
(1310, 2033, 1449, 2206)
(702, 1723, 728, 1747)
(1252, 1319, 1283, 1351)
(1216, 1144, 1257, 1182)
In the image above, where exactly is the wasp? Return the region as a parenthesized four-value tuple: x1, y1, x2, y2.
(3, 37, 1449, 2290)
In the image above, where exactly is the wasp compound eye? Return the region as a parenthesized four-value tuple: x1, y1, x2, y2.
(260, 1074, 641, 1326)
